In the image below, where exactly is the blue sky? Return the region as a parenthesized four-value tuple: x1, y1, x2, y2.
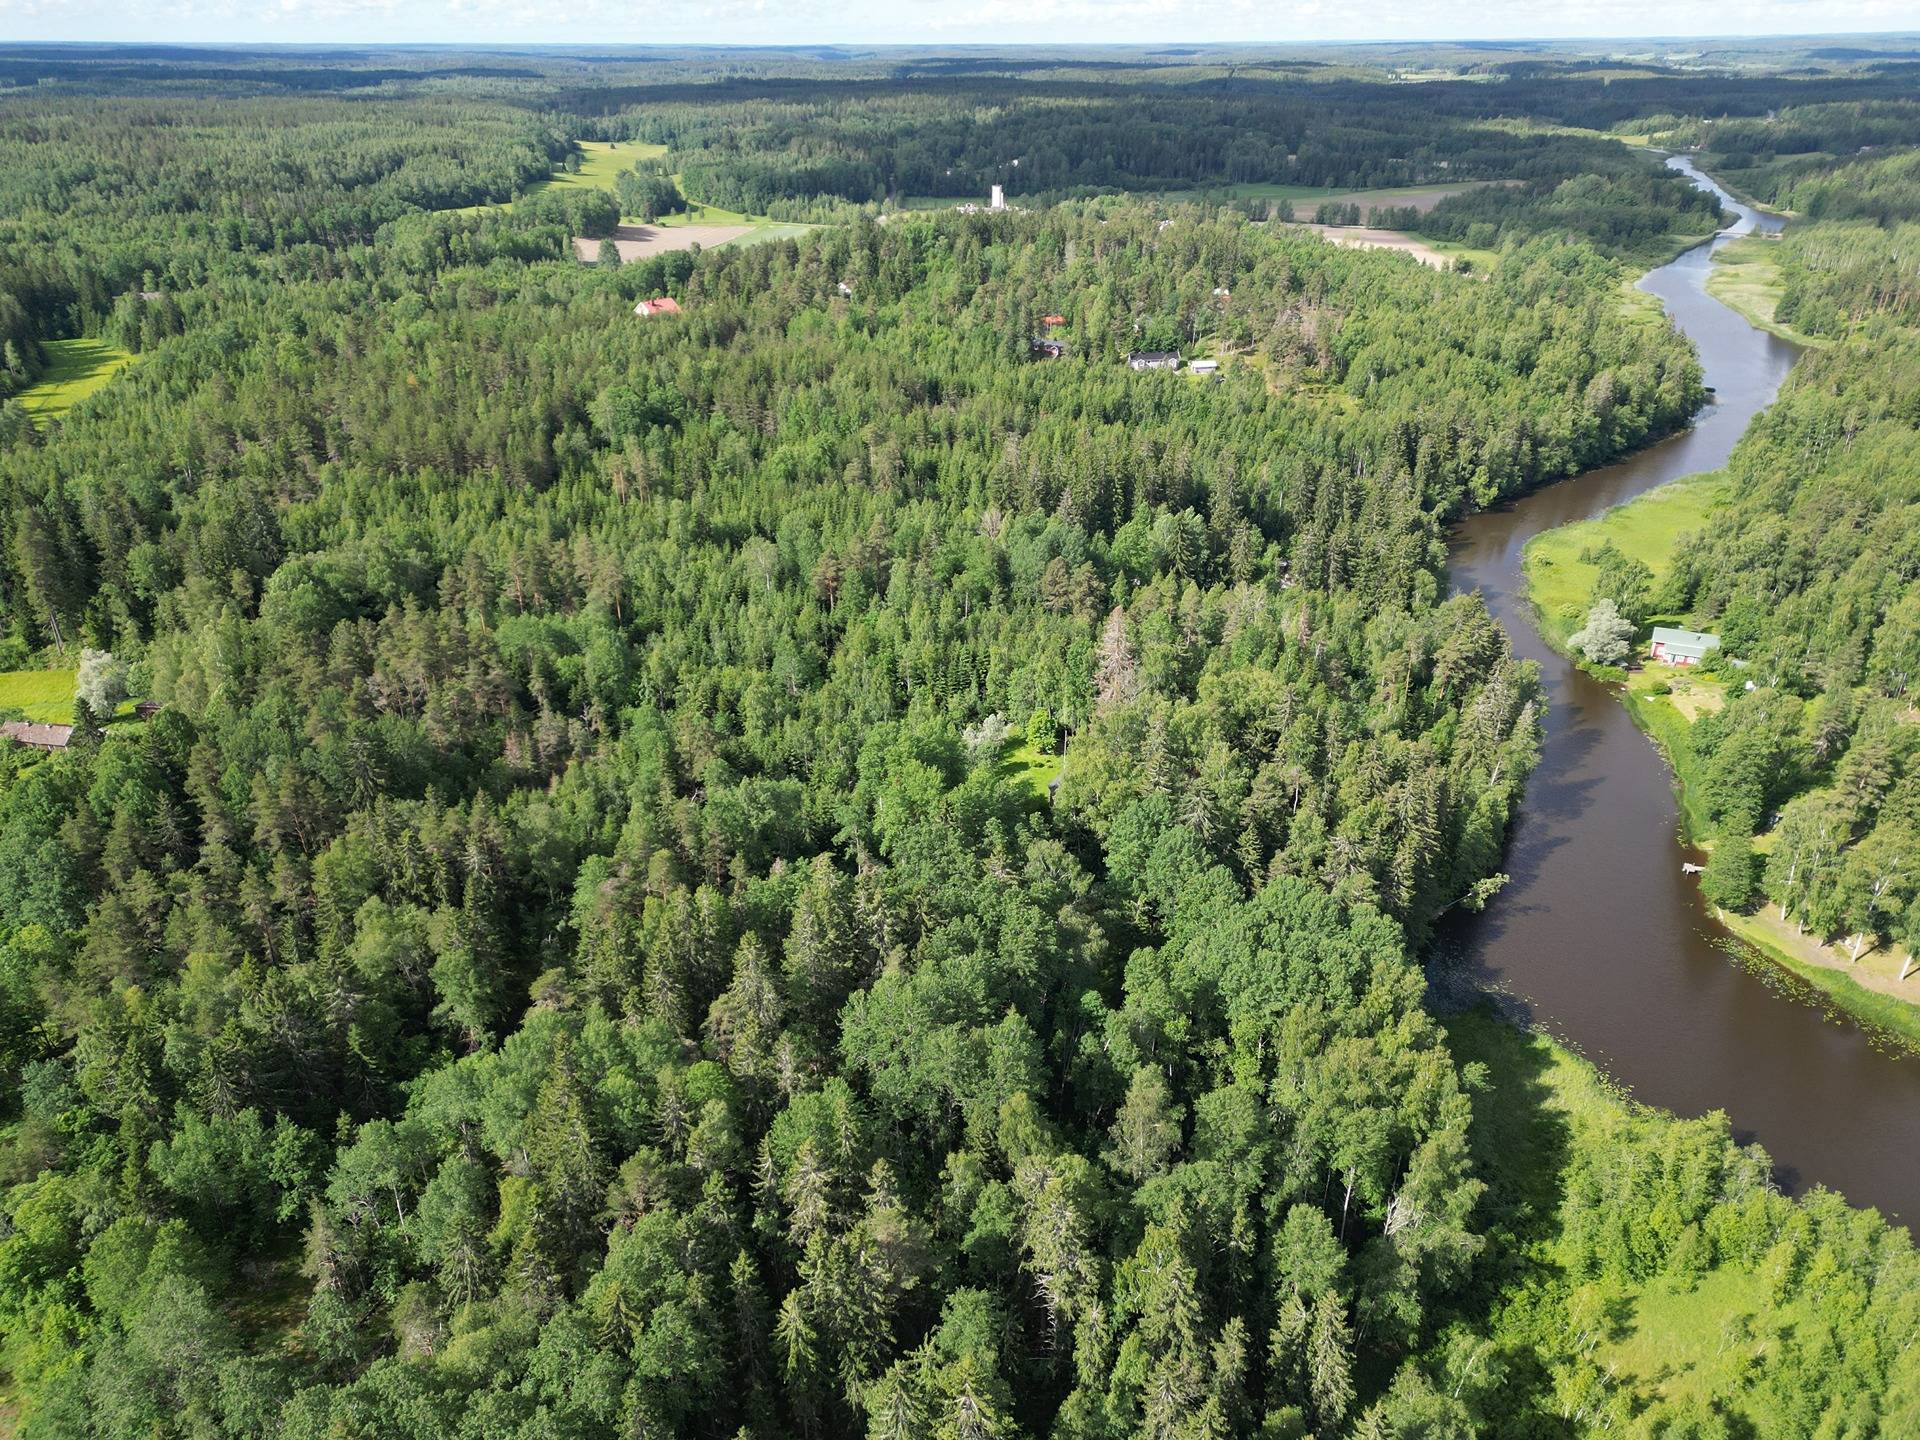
(2, 0, 1917, 46)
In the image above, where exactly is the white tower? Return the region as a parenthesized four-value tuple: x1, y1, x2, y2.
(990, 184, 1005, 211)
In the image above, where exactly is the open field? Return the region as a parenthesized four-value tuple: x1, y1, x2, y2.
(656, 197, 756, 226)
(577, 224, 754, 262)
(17, 338, 135, 426)
(534, 139, 666, 198)
(726, 224, 817, 248)
(1706, 234, 1827, 346)
(450, 139, 666, 215)
(1286, 222, 1459, 269)
(0, 669, 75, 723)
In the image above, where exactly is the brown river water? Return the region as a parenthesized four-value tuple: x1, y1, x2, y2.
(1441, 157, 1920, 1222)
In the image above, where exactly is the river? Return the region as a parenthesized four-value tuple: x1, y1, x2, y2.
(1442, 157, 1920, 1222)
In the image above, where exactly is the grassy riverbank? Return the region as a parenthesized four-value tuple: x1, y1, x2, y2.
(1521, 480, 1920, 1051)
(1444, 1008, 1833, 1424)
(1705, 235, 1827, 347)
(1523, 470, 1725, 651)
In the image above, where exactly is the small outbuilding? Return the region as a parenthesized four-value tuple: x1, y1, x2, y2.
(1041, 313, 1066, 328)
(1650, 626, 1721, 667)
(634, 296, 682, 318)
(1029, 338, 1067, 360)
(1126, 350, 1182, 372)
(1189, 358, 1219, 374)
(0, 722, 73, 751)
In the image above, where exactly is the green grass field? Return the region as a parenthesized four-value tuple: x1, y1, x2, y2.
(449, 139, 668, 215)
(535, 139, 667, 198)
(0, 669, 76, 722)
(1002, 737, 1062, 799)
(18, 338, 136, 426)
(1523, 473, 1730, 839)
(1706, 235, 1827, 347)
(1522, 471, 1727, 649)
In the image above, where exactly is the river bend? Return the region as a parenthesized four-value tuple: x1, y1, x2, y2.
(1443, 158, 1920, 1221)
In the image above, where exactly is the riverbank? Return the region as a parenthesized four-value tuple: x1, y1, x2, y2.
(1717, 906, 1920, 1051)
(1443, 1006, 1858, 1419)
(1519, 472, 1920, 1052)
(1704, 235, 1828, 348)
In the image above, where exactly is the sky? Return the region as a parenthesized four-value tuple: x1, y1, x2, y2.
(2, 0, 1918, 46)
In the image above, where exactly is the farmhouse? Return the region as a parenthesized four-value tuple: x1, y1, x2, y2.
(634, 296, 682, 318)
(1126, 350, 1182, 372)
(0, 721, 73, 751)
(1029, 338, 1067, 360)
(1650, 626, 1721, 666)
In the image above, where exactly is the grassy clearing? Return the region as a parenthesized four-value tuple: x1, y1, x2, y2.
(1522, 471, 1734, 842)
(1001, 738, 1062, 801)
(1706, 235, 1826, 347)
(1521, 471, 1727, 648)
(449, 139, 668, 215)
(726, 223, 818, 248)
(536, 140, 667, 198)
(656, 196, 755, 227)
(17, 338, 135, 426)
(0, 669, 75, 722)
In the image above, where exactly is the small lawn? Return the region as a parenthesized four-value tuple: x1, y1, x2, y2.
(17, 339, 136, 426)
(0, 669, 76, 723)
(999, 737, 1062, 802)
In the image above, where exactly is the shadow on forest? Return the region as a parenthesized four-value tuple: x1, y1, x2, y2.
(1436, 1008, 1577, 1415)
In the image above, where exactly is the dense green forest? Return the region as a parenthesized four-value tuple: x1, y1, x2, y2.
(3, 43, 1920, 1440)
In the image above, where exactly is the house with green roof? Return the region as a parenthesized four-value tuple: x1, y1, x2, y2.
(1649, 625, 1720, 667)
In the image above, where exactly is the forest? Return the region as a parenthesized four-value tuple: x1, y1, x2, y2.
(2, 41, 1920, 1440)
